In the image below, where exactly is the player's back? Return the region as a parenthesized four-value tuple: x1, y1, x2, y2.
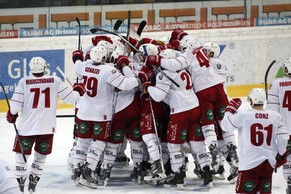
(162, 69, 199, 114)
(11, 74, 63, 135)
(76, 62, 116, 121)
(188, 56, 223, 93)
(236, 108, 284, 170)
(267, 77, 291, 133)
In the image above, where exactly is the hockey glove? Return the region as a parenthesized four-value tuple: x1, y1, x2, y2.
(167, 39, 181, 51)
(225, 98, 242, 114)
(138, 66, 155, 83)
(142, 81, 152, 94)
(145, 55, 162, 68)
(275, 153, 287, 169)
(72, 50, 84, 63)
(116, 55, 129, 70)
(85, 50, 90, 60)
(6, 110, 18, 123)
(73, 83, 86, 96)
(92, 35, 113, 46)
(169, 28, 188, 43)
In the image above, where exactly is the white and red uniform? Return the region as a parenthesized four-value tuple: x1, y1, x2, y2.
(0, 160, 21, 194)
(148, 68, 211, 172)
(73, 59, 138, 171)
(10, 75, 80, 136)
(266, 76, 291, 183)
(221, 108, 288, 193)
(10, 74, 81, 179)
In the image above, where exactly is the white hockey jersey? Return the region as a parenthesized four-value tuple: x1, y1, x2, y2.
(148, 69, 199, 114)
(210, 57, 227, 83)
(0, 159, 21, 194)
(221, 109, 288, 170)
(10, 74, 80, 136)
(266, 77, 291, 135)
(75, 60, 138, 121)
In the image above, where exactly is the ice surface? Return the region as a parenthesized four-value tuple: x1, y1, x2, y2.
(0, 97, 287, 194)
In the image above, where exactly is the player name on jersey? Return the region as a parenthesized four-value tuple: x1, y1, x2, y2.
(279, 81, 291, 87)
(26, 78, 54, 85)
(85, 67, 100, 74)
(255, 113, 269, 119)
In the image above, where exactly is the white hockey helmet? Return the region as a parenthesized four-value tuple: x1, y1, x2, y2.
(96, 40, 115, 56)
(247, 88, 266, 106)
(139, 43, 159, 56)
(159, 49, 177, 59)
(29, 57, 47, 74)
(90, 45, 108, 64)
(180, 35, 202, 51)
(203, 42, 220, 58)
(110, 47, 124, 64)
(283, 57, 291, 77)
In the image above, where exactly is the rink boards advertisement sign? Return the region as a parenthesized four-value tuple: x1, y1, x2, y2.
(0, 50, 65, 106)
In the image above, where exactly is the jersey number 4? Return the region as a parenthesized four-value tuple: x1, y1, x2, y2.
(250, 123, 273, 146)
(283, 90, 291, 111)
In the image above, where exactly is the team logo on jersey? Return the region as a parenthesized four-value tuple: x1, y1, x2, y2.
(79, 123, 88, 134)
(243, 181, 255, 192)
(132, 127, 141, 139)
(38, 142, 50, 152)
(21, 138, 32, 151)
(219, 106, 226, 117)
(93, 123, 102, 136)
(113, 130, 123, 141)
(262, 181, 271, 192)
(180, 129, 187, 140)
(195, 126, 203, 137)
(206, 109, 214, 120)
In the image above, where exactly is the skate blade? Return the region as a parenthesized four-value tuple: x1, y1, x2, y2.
(103, 178, 108, 186)
(164, 183, 184, 190)
(228, 177, 237, 184)
(144, 173, 167, 181)
(213, 174, 225, 180)
(78, 179, 97, 189)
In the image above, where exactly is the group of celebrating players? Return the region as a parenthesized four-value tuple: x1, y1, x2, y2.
(5, 25, 291, 194)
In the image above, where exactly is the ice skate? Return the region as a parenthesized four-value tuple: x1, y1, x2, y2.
(164, 170, 184, 189)
(130, 163, 145, 184)
(193, 162, 204, 179)
(79, 164, 98, 189)
(209, 144, 221, 172)
(17, 177, 26, 194)
(202, 166, 213, 189)
(211, 165, 225, 180)
(227, 144, 239, 166)
(227, 164, 238, 184)
(72, 163, 83, 186)
(28, 174, 40, 193)
(286, 182, 291, 194)
(144, 160, 167, 182)
(113, 151, 130, 168)
(99, 164, 113, 186)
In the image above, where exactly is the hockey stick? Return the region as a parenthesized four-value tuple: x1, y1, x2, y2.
(76, 17, 81, 50)
(264, 60, 276, 99)
(143, 97, 167, 182)
(126, 11, 131, 40)
(113, 19, 123, 32)
(0, 81, 27, 163)
(56, 114, 75, 118)
(137, 20, 146, 36)
(56, 66, 73, 87)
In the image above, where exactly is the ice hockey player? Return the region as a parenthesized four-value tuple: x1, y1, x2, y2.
(222, 88, 288, 194)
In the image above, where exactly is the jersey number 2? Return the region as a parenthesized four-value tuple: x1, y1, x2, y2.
(250, 123, 273, 146)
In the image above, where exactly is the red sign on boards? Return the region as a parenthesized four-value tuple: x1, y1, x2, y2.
(0, 30, 18, 39)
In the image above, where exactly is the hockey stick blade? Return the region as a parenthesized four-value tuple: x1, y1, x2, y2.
(264, 60, 276, 98)
(113, 19, 123, 32)
(137, 20, 146, 36)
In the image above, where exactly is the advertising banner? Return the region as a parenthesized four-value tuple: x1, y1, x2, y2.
(0, 30, 18, 39)
(0, 50, 65, 103)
